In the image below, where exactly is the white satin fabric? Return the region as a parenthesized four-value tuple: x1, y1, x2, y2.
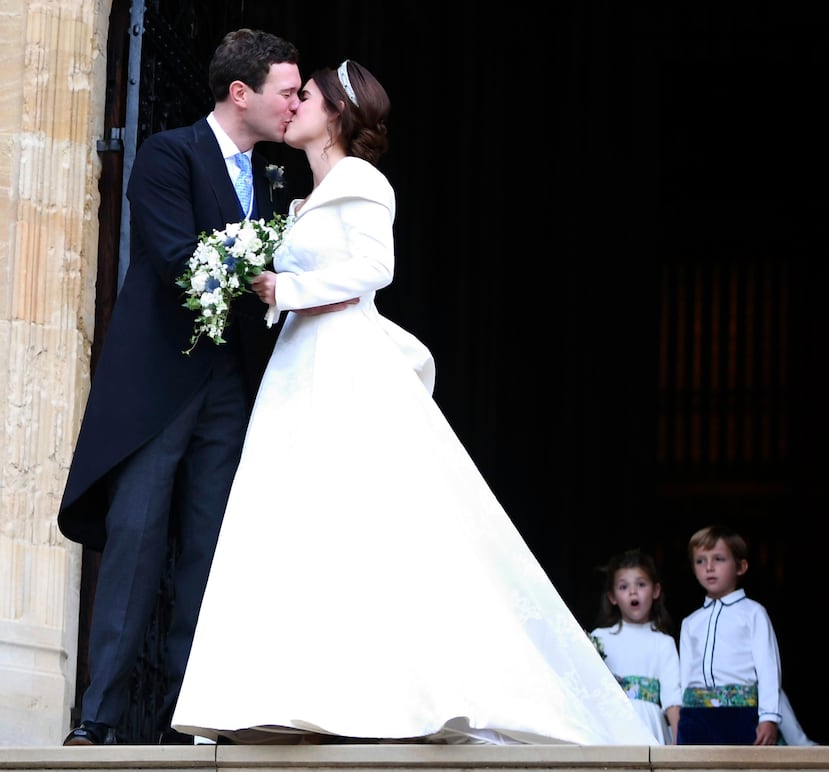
(172, 157, 656, 746)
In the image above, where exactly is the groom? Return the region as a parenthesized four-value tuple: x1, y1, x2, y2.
(59, 29, 349, 745)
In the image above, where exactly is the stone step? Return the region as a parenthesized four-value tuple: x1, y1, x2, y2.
(0, 744, 828, 772)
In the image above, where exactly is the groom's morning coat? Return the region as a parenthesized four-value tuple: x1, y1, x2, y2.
(58, 118, 286, 550)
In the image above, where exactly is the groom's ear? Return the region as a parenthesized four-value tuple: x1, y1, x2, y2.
(228, 80, 250, 108)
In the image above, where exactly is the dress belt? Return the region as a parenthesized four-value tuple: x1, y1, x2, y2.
(616, 675, 661, 706)
(682, 683, 758, 707)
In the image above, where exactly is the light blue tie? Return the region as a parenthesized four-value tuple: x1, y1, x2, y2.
(233, 152, 253, 216)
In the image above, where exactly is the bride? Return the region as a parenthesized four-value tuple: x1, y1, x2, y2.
(171, 59, 657, 747)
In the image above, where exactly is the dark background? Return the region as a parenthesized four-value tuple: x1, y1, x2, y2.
(87, 0, 829, 744)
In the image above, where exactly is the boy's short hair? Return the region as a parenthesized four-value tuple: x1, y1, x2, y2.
(688, 523, 749, 563)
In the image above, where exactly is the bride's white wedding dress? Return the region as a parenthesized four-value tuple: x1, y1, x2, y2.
(171, 157, 656, 746)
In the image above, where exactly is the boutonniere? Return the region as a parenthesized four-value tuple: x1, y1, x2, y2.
(264, 164, 285, 202)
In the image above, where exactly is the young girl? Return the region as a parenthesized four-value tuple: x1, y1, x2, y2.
(590, 549, 682, 744)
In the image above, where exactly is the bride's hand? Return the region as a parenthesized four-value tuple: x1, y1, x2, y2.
(250, 271, 276, 306)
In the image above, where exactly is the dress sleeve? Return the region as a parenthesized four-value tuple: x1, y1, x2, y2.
(657, 634, 682, 711)
(273, 165, 395, 311)
(752, 604, 782, 724)
(678, 616, 692, 694)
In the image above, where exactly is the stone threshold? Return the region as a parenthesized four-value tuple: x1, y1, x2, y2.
(1, 745, 828, 772)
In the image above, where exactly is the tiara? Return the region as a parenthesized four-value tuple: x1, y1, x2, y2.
(337, 60, 359, 107)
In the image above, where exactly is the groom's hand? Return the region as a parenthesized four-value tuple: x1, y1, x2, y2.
(295, 298, 359, 316)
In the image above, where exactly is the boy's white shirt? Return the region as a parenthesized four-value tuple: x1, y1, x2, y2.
(679, 588, 782, 724)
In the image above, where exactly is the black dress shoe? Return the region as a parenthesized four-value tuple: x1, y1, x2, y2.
(63, 721, 116, 746)
(158, 728, 194, 745)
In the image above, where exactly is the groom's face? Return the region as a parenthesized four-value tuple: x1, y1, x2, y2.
(247, 62, 302, 143)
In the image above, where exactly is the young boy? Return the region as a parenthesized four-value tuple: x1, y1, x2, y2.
(677, 524, 782, 745)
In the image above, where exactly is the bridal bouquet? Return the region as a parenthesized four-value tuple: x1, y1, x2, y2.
(177, 215, 288, 355)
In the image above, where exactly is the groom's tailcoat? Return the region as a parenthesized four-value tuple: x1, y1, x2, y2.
(58, 117, 287, 551)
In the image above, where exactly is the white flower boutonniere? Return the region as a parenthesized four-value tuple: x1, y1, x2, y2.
(176, 215, 288, 355)
(264, 163, 285, 202)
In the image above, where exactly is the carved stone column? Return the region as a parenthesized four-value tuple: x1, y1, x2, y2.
(0, 0, 109, 746)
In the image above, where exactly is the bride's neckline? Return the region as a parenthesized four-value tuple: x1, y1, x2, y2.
(294, 155, 349, 213)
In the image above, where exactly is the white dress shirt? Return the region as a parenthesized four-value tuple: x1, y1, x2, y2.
(680, 588, 782, 724)
(206, 112, 252, 204)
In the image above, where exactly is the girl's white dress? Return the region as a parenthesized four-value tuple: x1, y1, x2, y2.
(171, 157, 657, 746)
(590, 622, 682, 744)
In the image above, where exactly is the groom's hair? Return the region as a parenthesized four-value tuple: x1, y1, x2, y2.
(209, 28, 299, 101)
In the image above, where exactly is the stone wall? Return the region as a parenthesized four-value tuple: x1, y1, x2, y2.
(0, 0, 110, 747)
